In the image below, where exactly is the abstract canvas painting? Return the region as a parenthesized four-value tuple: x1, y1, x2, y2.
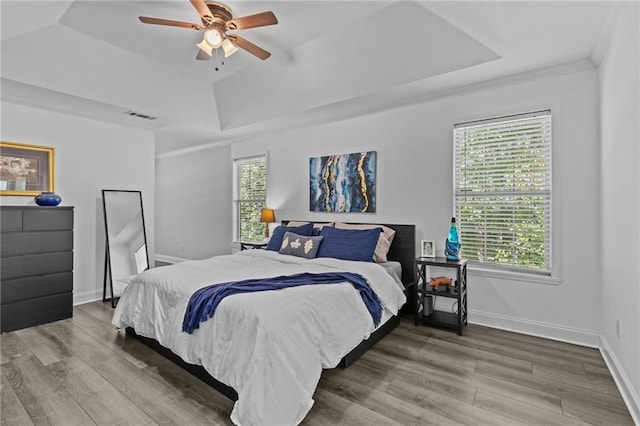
(309, 151, 376, 213)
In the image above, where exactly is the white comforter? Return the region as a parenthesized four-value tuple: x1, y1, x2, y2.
(112, 250, 406, 425)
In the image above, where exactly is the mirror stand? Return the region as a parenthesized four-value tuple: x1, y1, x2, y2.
(102, 190, 150, 308)
(103, 246, 116, 307)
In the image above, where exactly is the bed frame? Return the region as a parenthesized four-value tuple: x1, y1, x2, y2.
(126, 222, 415, 402)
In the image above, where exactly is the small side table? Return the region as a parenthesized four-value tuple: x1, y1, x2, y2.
(240, 241, 267, 251)
(414, 257, 468, 335)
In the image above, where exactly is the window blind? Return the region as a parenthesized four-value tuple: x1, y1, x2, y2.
(454, 110, 552, 274)
(233, 156, 267, 241)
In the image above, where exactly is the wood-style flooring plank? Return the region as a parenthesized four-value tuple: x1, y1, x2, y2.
(385, 377, 526, 426)
(482, 326, 606, 367)
(583, 362, 616, 380)
(0, 332, 31, 364)
(320, 371, 458, 426)
(1, 372, 34, 426)
(532, 362, 620, 396)
(16, 325, 74, 367)
(359, 351, 478, 404)
(70, 307, 148, 369)
(309, 388, 406, 426)
(46, 357, 156, 425)
(473, 388, 590, 426)
(39, 320, 116, 367)
(1, 355, 94, 425)
(561, 393, 635, 426)
(395, 322, 588, 375)
(475, 359, 632, 417)
(94, 354, 233, 425)
(74, 301, 116, 326)
(361, 347, 564, 415)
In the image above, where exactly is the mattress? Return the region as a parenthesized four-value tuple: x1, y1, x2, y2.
(112, 249, 406, 426)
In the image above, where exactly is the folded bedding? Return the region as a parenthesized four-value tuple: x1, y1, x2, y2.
(112, 249, 406, 426)
(183, 271, 382, 334)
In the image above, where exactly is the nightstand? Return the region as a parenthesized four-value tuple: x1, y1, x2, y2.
(413, 257, 468, 335)
(240, 241, 268, 251)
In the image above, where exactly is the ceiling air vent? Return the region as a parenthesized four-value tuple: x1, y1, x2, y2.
(124, 110, 158, 121)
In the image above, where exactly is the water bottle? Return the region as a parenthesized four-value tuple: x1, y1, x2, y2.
(445, 217, 461, 260)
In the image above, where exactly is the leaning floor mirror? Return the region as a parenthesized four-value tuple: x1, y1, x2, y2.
(102, 190, 150, 308)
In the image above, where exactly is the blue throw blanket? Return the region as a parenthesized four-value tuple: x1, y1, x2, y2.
(182, 272, 382, 334)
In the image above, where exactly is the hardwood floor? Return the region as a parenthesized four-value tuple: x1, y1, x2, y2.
(1, 301, 634, 425)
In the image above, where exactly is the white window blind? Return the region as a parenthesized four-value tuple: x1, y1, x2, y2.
(454, 110, 552, 274)
(233, 156, 267, 242)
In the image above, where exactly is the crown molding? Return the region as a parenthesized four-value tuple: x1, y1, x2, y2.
(591, 2, 631, 66)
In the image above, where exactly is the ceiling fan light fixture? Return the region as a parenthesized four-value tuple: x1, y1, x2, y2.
(222, 38, 238, 57)
(196, 40, 213, 56)
(204, 29, 223, 48)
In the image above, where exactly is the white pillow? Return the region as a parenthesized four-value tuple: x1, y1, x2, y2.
(287, 221, 334, 228)
(334, 222, 396, 263)
(286, 221, 334, 234)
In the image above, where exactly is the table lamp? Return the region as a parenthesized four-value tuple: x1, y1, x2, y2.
(260, 208, 276, 238)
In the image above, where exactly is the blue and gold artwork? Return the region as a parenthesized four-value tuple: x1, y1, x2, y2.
(309, 151, 376, 213)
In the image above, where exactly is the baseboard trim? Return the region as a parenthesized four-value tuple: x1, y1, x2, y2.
(469, 309, 600, 348)
(154, 254, 188, 264)
(599, 335, 640, 425)
(73, 290, 102, 306)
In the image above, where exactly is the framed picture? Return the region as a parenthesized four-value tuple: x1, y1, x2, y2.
(421, 240, 435, 258)
(0, 141, 54, 196)
(309, 151, 376, 213)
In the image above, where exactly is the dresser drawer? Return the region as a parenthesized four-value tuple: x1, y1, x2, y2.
(22, 208, 73, 231)
(0, 208, 23, 232)
(1, 231, 73, 256)
(1, 292, 73, 332)
(1, 272, 73, 304)
(1, 252, 73, 281)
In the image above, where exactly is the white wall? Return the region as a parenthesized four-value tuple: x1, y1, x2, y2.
(155, 144, 232, 261)
(230, 68, 602, 346)
(598, 3, 640, 422)
(1, 102, 155, 305)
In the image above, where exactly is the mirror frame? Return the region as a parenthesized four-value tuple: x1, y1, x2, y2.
(102, 189, 150, 308)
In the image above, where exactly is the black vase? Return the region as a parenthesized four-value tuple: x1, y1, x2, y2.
(34, 192, 62, 206)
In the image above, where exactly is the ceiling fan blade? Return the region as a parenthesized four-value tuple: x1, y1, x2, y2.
(189, 0, 214, 25)
(196, 49, 211, 60)
(226, 11, 278, 31)
(139, 16, 204, 30)
(228, 35, 271, 60)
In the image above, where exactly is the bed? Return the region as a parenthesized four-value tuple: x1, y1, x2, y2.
(113, 222, 415, 425)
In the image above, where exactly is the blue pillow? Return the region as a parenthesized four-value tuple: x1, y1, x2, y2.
(316, 226, 382, 262)
(266, 223, 314, 251)
(278, 232, 324, 259)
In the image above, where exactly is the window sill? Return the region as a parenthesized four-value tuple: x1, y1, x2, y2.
(468, 265, 562, 286)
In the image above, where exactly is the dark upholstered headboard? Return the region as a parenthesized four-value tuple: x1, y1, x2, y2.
(281, 221, 416, 288)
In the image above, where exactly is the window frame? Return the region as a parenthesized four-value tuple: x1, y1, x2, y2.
(232, 154, 268, 243)
(453, 110, 553, 277)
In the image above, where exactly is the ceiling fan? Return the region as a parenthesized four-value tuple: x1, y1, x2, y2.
(139, 0, 278, 61)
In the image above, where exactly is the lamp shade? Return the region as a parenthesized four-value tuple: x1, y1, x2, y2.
(260, 208, 276, 223)
(222, 38, 239, 57)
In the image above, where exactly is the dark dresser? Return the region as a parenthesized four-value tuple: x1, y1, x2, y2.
(1, 206, 74, 332)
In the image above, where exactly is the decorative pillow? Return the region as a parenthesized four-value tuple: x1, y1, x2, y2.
(266, 223, 314, 251)
(316, 226, 382, 262)
(278, 232, 323, 259)
(334, 222, 396, 263)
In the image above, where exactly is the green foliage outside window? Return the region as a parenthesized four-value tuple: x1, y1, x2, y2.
(235, 157, 267, 241)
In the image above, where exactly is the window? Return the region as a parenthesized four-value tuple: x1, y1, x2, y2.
(454, 110, 551, 274)
(233, 155, 267, 242)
